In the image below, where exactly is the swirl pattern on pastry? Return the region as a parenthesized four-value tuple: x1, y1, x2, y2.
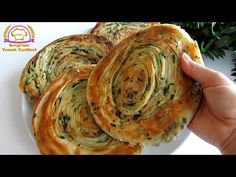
(87, 24, 203, 146)
(19, 34, 113, 104)
(90, 22, 160, 45)
(32, 65, 142, 154)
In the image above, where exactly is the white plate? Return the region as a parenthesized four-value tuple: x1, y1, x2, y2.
(21, 94, 35, 143)
(21, 94, 190, 154)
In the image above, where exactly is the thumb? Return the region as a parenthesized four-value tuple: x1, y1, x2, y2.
(180, 53, 232, 88)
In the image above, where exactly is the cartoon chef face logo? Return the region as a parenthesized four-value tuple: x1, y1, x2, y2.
(4, 25, 35, 43)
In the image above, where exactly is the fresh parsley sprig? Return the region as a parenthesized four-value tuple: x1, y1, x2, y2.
(175, 22, 236, 80)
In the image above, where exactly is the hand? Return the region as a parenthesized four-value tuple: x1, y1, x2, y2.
(181, 53, 236, 154)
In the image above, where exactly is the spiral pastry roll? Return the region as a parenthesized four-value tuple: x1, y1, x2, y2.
(19, 34, 113, 104)
(90, 22, 160, 45)
(87, 24, 203, 146)
(32, 65, 142, 154)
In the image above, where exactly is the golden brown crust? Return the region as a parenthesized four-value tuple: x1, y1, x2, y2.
(32, 65, 142, 154)
(19, 34, 113, 104)
(90, 22, 160, 45)
(87, 24, 203, 146)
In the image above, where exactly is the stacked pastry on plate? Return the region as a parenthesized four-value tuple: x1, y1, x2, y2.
(19, 22, 203, 155)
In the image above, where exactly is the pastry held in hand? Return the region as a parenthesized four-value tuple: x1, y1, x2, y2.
(87, 24, 203, 146)
(19, 34, 113, 104)
(32, 65, 142, 154)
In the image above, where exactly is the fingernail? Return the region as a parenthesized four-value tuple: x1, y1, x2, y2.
(183, 53, 192, 62)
